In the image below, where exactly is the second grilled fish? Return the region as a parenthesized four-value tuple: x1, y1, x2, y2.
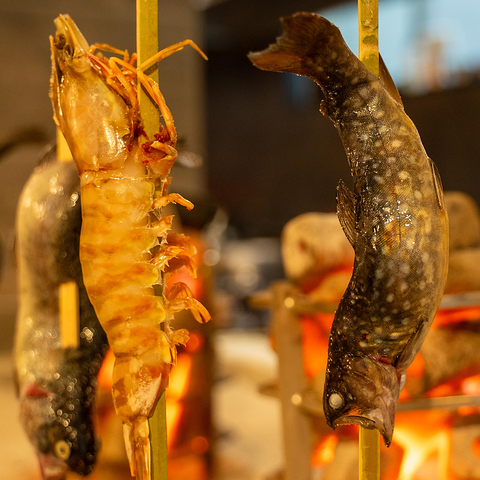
(15, 149, 109, 479)
(249, 13, 449, 445)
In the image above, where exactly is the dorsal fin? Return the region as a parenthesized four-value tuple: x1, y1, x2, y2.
(336, 180, 356, 247)
(394, 315, 430, 369)
(429, 158, 446, 210)
(379, 54, 403, 106)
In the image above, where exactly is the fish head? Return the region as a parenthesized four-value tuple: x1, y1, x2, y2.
(323, 355, 400, 446)
(50, 14, 131, 173)
(19, 381, 99, 478)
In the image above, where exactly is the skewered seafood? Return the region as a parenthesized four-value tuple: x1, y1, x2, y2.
(50, 14, 210, 478)
(15, 150, 109, 479)
(249, 12, 448, 445)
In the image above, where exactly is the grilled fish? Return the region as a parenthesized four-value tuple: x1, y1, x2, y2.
(14, 149, 109, 479)
(249, 13, 449, 445)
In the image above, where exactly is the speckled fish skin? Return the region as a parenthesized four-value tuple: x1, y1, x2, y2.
(249, 12, 449, 446)
(14, 149, 109, 479)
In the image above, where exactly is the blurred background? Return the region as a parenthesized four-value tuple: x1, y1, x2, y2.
(1, 0, 480, 479)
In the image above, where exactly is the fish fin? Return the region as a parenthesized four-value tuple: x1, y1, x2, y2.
(336, 180, 356, 247)
(394, 315, 431, 370)
(248, 13, 362, 86)
(429, 159, 446, 210)
(379, 54, 403, 107)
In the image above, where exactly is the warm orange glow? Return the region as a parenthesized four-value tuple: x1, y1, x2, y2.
(406, 352, 425, 378)
(190, 436, 209, 455)
(185, 330, 205, 353)
(427, 382, 457, 398)
(97, 349, 115, 389)
(471, 436, 480, 458)
(394, 411, 451, 480)
(461, 373, 480, 396)
(166, 352, 193, 447)
(311, 434, 338, 467)
(166, 401, 182, 449)
(300, 316, 330, 379)
(168, 353, 192, 398)
(433, 307, 480, 327)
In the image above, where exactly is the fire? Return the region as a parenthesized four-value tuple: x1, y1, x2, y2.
(96, 348, 194, 449)
(166, 352, 192, 448)
(461, 374, 480, 396)
(393, 412, 451, 480)
(311, 434, 338, 466)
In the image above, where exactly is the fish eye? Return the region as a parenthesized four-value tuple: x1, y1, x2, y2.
(54, 440, 71, 460)
(328, 392, 344, 410)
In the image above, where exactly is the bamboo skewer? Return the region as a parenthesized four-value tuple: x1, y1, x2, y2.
(358, 1, 381, 479)
(358, 0, 379, 77)
(359, 427, 380, 479)
(136, 1, 169, 479)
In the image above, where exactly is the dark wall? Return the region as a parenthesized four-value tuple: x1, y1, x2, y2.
(205, 3, 480, 237)
(403, 84, 480, 199)
(206, 49, 350, 237)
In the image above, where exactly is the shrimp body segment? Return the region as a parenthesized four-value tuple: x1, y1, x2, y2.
(50, 14, 210, 478)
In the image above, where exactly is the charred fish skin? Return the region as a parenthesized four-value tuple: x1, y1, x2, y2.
(14, 149, 109, 478)
(249, 13, 449, 446)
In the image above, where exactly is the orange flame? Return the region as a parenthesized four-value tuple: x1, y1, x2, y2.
(311, 434, 338, 467)
(394, 411, 451, 480)
(97, 348, 115, 389)
(96, 348, 194, 450)
(166, 352, 192, 448)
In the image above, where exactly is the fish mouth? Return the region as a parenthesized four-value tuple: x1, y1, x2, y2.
(333, 408, 393, 447)
(333, 414, 376, 430)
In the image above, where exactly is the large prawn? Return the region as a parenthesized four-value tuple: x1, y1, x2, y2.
(50, 14, 210, 479)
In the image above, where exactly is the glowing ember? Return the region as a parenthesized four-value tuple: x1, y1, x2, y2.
(311, 434, 338, 467)
(393, 412, 451, 480)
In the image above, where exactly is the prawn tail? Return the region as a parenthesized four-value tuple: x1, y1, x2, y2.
(123, 416, 152, 480)
(248, 12, 368, 89)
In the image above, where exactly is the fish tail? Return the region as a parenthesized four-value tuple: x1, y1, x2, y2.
(248, 12, 368, 89)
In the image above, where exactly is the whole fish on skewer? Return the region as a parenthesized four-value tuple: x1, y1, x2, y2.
(14, 150, 109, 479)
(249, 13, 449, 445)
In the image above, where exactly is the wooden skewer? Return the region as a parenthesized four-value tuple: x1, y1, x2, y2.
(358, 0, 379, 77)
(136, 1, 169, 479)
(59, 281, 79, 348)
(358, 1, 381, 479)
(359, 427, 380, 480)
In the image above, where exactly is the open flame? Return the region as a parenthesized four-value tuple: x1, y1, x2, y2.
(311, 434, 338, 466)
(97, 348, 194, 450)
(166, 352, 192, 448)
(393, 412, 451, 480)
